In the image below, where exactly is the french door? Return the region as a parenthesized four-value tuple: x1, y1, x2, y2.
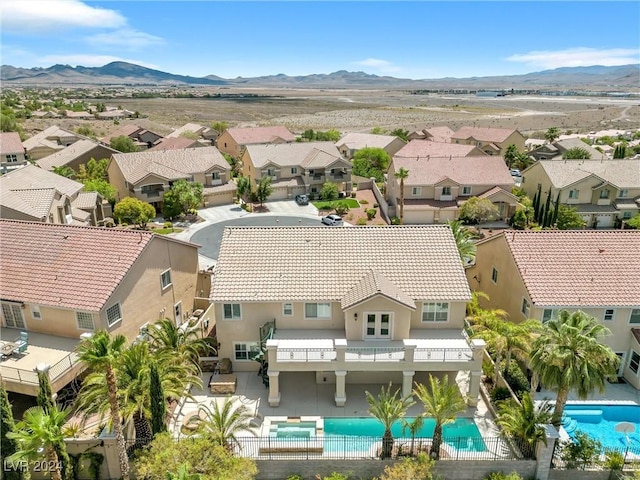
(365, 313, 391, 339)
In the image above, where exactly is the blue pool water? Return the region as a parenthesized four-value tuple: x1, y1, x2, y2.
(563, 404, 640, 451)
(270, 421, 316, 439)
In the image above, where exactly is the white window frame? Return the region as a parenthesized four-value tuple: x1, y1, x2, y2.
(412, 187, 421, 196)
(629, 350, 640, 375)
(31, 305, 42, 320)
(442, 186, 451, 195)
(234, 342, 259, 361)
(106, 303, 122, 326)
(223, 303, 241, 320)
(421, 302, 449, 323)
(619, 189, 628, 198)
(521, 298, 530, 318)
(462, 186, 472, 196)
(160, 269, 172, 290)
(491, 267, 498, 284)
(603, 309, 615, 322)
(568, 189, 579, 199)
(599, 189, 610, 199)
(76, 311, 95, 331)
(1, 302, 26, 329)
(291, 167, 298, 174)
(305, 302, 331, 319)
(364, 312, 393, 339)
(542, 309, 559, 323)
(6, 154, 17, 163)
(630, 309, 640, 325)
(283, 303, 293, 317)
(623, 211, 633, 219)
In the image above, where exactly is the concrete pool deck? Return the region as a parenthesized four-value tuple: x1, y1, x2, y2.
(535, 379, 640, 406)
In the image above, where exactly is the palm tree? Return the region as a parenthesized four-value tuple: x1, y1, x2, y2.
(193, 397, 258, 451)
(365, 382, 415, 459)
(1, 382, 22, 480)
(503, 144, 519, 169)
(401, 414, 425, 456)
(544, 127, 560, 144)
(7, 405, 69, 480)
(76, 331, 130, 480)
(447, 220, 476, 265)
(148, 318, 215, 373)
(530, 310, 619, 425)
(496, 392, 552, 458)
(413, 374, 466, 460)
(466, 291, 489, 318)
(394, 167, 409, 224)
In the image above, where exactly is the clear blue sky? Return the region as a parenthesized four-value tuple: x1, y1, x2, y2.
(1, 1, 639, 79)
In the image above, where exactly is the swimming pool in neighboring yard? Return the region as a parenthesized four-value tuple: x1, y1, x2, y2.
(562, 404, 640, 450)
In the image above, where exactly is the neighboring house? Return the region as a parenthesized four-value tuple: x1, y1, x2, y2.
(101, 123, 163, 150)
(63, 111, 94, 119)
(465, 230, 640, 388)
(0, 219, 200, 394)
(395, 139, 486, 158)
(407, 126, 455, 143)
(520, 158, 640, 228)
(450, 127, 526, 155)
(22, 126, 85, 161)
(387, 156, 516, 224)
(217, 126, 296, 158)
(529, 138, 608, 162)
(31, 111, 62, 119)
(0, 164, 106, 226)
(525, 138, 545, 151)
(166, 123, 218, 145)
(36, 139, 119, 173)
(95, 110, 134, 120)
(241, 142, 352, 199)
(0, 132, 28, 173)
(335, 132, 406, 159)
(210, 226, 485, 407)
(149, 136, 200, 151)
(108, 146, 234, 208)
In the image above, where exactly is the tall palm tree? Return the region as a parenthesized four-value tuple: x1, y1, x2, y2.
(76, 331, 130, 480)
(365, 382, 415, 459)
(414, 374, 466, 460)
(447, 220, 477, 265)
(503, 144, 519, 169)
(530, 310, 619, 425)
(7, 405, 70, 480)
(466, 291, 489, 317)
(148, 318, 215, 373)
(193, 397, 258, 451)
(496, 392, 552, 458)
(394, 167, 409, 224)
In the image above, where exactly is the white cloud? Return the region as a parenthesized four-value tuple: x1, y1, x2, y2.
(354, 58, 402, 74)
(506, 48, 639, 69)
(37, 54, 159, 70)
(0, 0, 126, 33)
(87, 29, 165, 50)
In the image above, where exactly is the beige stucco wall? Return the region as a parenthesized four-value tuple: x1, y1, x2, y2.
(107, 158, 128, 202)
(216, 131, 240, 157)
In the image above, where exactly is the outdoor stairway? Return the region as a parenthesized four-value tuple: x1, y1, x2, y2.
(561, 416, 578, 434)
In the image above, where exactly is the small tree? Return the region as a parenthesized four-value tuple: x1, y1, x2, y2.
(320, 182, 339, 201)
(556, 205, 586, 230)
(1, 383, 23, 480)
(613, 144, 627, 159)
(390, 128, 409, 141)
(114, 197, 156, 228)
(560, 431, 602, 470)
(77, 158, 109, 182)
(83, 179, 116, 204)
(626, 213, 640, 229)
(254, 176, 272, 206)
(352, 147, 391, 182)
(163, 180, 204, 216)
(334, 201, 350, 216)
(236, 176, 251, 203)
(544, 127, 560, 143)
(149, 362, 167, 436)
(562, 147, 591, 160)
(459, 197, 500, 225)
(53, 166, 77, 179)
(110, 135, 138, 153)
(394, 167, 409, 225)
(210, 121, 228, 136)
(503, 144, 520, 168)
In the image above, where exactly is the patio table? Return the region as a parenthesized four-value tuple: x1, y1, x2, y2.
(0, 341, 18, 357)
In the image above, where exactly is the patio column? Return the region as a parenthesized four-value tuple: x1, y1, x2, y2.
(334, 370, 347, 407)
(534, 424, 560, 480)
(267, 370, 280, 407)
(402, 370, 415, 398)
(467, 371, 482, 407)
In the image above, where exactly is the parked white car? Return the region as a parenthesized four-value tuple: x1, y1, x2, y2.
(321, 214, 343, 226)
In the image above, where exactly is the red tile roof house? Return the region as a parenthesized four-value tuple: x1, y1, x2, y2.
(450, 127, 526, 156)
(0, 132, 28, 174)
(465, 230, 640, 388)
(149, 136, 200, 152)
(395, 139, 487, 158)
(166, 123, 218, 145)
(335, 132, 406, 159)
(407, 126, 455, 143)
(386, 155, 516, 224)
(216, 126, 296, 158)
(0, 219, 202, 395)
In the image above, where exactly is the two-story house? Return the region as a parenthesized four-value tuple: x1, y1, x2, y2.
(108, 146, 234, 209)
(387, 156, 516, 224)
(210, 226, 485, 407)
(0, 132, 28, 174)
(217, 126, 296, 158)
(520, 158, 640, 228)
(528, 138, 607, 162)
(22, 126, 85, 161)
(101, 123, 164, 151)
(241, 142, 352, 199)
(395, 139, 487, 159)
(166, 123, 218, 146)
(465, 230, 640, 388)
(36, 139, 120, 173)
(450, 127, 525, 155)
(335, 133, 406, 159)
(0, 219, 201, 395)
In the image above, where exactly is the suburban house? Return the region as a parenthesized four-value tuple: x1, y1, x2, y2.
(387, 156, 516, 224)
(108, 146, 234, 209)
(0, 219, 201, 395)
(63, 111, 93, 119)
(335, 132, 406, 159)
(210, 226, 485, 407)
(149, 136, 200, 151)
(407, 126, 455, 142)
(0, 165, 106, 226)
(465, 230, 640, 388)
(100, 123, 164, 150)
(0, 131, 28, 173)
(22, 126, 85, 161)
(31, 111, 62, 119)
(520, 158, 640, 228)
(528, 138, 608, 162)
(217, 126, 296, 158)
(36, 139, 119, 173)
(395, 139, 486, 158)
(95, 110, 135, 120)
(450, 127, 526, 155)
(241, 142, 352, 199)
(166, 123, 217, 145)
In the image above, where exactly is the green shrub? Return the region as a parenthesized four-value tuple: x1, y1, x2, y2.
(560, 431, 602, 469)
(164, 221, 173, 228)
(335, 201, 350, 216)
(490, 386, 512, 403)
(360, 199, 369, 205)
(366, 208, 377, 220)
(391, 216, 400, 225)
(350, 191, 356, 198)
(604, 449, 625, 471)
(286, 475, 304, 480)
(357, 218, 367, 225)
(502, 362, 530, 399)
(373, 203, 379, 208)
(484, 472, 524, 480)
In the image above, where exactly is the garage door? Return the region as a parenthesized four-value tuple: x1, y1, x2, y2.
(270, 187, 289, 200)
(403, 210, 434, 225)
(596, 214, 613, 228)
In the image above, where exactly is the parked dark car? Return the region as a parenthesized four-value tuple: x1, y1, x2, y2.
(295, 194, 309, 205)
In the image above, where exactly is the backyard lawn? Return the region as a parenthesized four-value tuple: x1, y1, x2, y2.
(313, 198, 360, 210)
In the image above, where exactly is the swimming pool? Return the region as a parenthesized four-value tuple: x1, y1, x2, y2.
(562, 404, 640, 451)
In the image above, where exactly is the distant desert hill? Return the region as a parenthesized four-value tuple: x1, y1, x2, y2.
(1, 61, 638, 89)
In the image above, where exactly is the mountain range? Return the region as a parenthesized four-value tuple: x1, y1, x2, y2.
(1, 62, 638, 89)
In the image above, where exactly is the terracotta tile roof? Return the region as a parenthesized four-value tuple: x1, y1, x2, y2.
(225, 126, 296, 145)
(210, 226, 471, 303)
(0, 220, 156, 311)
(100, 124, 142, 144)
(336, 133, 403, 150)
(424, 127, 454, 143)
(536, 159, 640, 189)
(341, 270, 416, 310)
(451, 127, 518, 144)
(1, 164, 83, 197)
(166, 123, 210, 138)
(478, 186, 519, 202)
(0, 132, 24, 155)
(502, 230, 640, 307)
(392, 156, 515, 187)
(245, 142, 343, 168)
(111, 146, 229, 184)
(73, 191, 99, 210)
(395, 140, 483, 158)
(149, 137, 199, 151)
(36, 140, 119, 170)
